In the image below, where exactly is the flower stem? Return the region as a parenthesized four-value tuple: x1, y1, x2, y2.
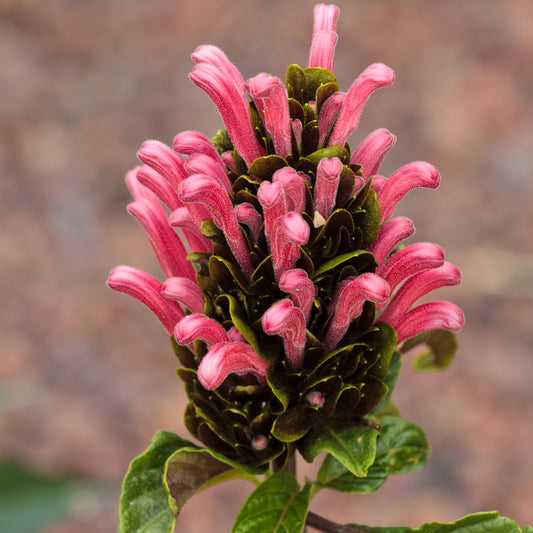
(305, 511, 368, 533)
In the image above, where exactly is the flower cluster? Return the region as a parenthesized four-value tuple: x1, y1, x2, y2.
(108, 4, 463, 470)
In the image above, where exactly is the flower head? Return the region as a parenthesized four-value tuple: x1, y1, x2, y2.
(109, 3, 463, 470)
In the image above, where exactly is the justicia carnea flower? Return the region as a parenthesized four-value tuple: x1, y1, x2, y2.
(108, 3, 463, 470)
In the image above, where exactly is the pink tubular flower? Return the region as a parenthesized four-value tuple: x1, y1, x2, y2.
(318, 92, 345, 146)
(394, 302, 464, 345)
(262, 300, 307, 371)
(379, 262, 461, 328)
(137, 140, 188, 194)
(257, 181, 287, 247)
(109, 4, 464, 466)
(174, 314, 229, 348)
(272, 167, 307, 214)
(107, 266, 184, 334)
(178, 175, 253, 276)
(377, 161, 441, 223)
(314, 157, 342, 219)
(185, 153, 233, 194)
(235, 202, 262, 240)
(127, 198, 196, 281)
(246, 73, 292, 159)
(324, 273, 390, 352)
(125, 167, 161, 204)
(328, 64, 395, 147)
(161, 277, 205, 315)
(279, 269, 316, 323)
(270, 213, 310, 281)
(169, 207, 213, 253)
(198, 342, 269, 390)
(377, 242, 445, 295)
(351, 128, 397, 183)
(135, 165, 182, 211)
(368, 216, 416, 267)
(191, 46, 265, 167)
(173, 130, 224, 163)
(308, 4, 339, 72)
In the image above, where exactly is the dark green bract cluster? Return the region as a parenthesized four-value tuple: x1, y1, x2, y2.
(171, 66, 398, 471)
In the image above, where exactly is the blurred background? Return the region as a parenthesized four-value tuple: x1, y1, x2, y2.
(1, 0, 532, 531)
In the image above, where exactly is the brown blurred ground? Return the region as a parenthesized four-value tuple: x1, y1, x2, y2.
(1, 0, 532, 531)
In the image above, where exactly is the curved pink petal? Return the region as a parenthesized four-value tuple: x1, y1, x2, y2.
(107, 266, 184, 334)
(173, 130, 224, 164)
(273, 167, 307, 213)
(190, 46, 265, 167)
(198, 342, 269, 390)
(271, 213, 310, 281)
(314, 157, 342, 219)
(235, 202, 262, 240)
(246, 73, 292, 159)
(185, 153, 233, 194)
(351, 128, 397, 183)
(179, 175, 253, 276)
(257, 180, 287, 248)
(377, 242, 445, 295)
(279, 268, 316, 323)
(368, 216, 416, 268)
(174, 313, 229, 348)
(318, 92, 345, 146)
(379, 262, 461, 328)
(136, 165, 182, 211)
(161, 277, 205, 314)
(395, 301, 465, 344)
(377, 161, 440, 223)
(169, 207, 213, 253)
(127, 198, 196, 280)
(125, 167, 160, 204)
(328, 64, 394, 147)
(325, 273, 390, 352)
(137, 140, 188, 194)
(262, 299, 306, 371)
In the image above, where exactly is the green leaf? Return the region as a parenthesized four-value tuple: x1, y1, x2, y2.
(215, 293, 261, 354)
(248, 155, 287, 180)
(119, 431, 184, 533)
(316, 416, 430, 494)
(232, 472, 310, 533)
(400, 329, 458, 372)
(377, 417, 430, 475)
(303, 67, 337, 102)
(271, 407, 313, 442)
(316, 452, 388, 494)
(353, 511, 523, 532)
(301, 418, 378, 477)
(312, 250, 376, 280)
(305, 146, 350, 166)
(165, 448, 258, 519)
